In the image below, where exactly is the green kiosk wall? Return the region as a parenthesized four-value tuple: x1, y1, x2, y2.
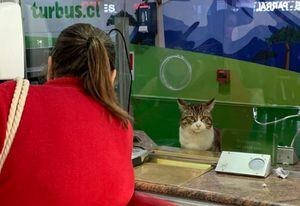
(129, 0, 300, 164)
(131, 45, 300, 163)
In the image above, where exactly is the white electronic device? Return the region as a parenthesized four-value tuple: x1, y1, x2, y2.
(215, 151, 271, 177)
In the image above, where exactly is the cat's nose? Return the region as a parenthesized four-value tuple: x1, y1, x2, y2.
(196, 123, 201, 128)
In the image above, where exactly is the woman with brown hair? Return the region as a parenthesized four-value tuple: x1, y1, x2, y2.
(0, 23, 175, 206)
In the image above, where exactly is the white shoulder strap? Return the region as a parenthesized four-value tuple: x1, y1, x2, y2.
(0, 78, 29, 173)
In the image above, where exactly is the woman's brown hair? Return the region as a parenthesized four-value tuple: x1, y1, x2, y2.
(50, 23, 130, 127)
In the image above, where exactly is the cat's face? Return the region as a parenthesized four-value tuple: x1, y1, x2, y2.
(178, 99, 215, 133)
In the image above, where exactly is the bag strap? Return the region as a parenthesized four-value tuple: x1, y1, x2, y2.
(0, 78, 29, 173)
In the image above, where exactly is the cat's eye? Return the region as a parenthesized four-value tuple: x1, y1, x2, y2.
(201, 117, 211, 124)
(186, 116, 197, 122)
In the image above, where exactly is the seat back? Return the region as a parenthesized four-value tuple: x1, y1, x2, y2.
(0, 2, 24, 80)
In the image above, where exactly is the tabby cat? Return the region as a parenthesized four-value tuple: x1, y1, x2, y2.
(178, 98, 221, 152)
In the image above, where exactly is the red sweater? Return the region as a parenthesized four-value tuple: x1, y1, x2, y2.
(0, 78, 134, 206)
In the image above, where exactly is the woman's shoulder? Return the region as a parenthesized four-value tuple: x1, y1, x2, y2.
(0, 80, 17, 102)
(0, 80, 16, 90)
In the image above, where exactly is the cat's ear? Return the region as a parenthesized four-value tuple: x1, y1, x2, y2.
(177, 99, 188, 112)
(204, 98, 215, 112)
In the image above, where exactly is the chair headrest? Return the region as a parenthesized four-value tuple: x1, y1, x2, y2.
(0, 2, 24, 80)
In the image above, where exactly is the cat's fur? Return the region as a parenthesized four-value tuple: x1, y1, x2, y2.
(178, 98, 221, 152)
